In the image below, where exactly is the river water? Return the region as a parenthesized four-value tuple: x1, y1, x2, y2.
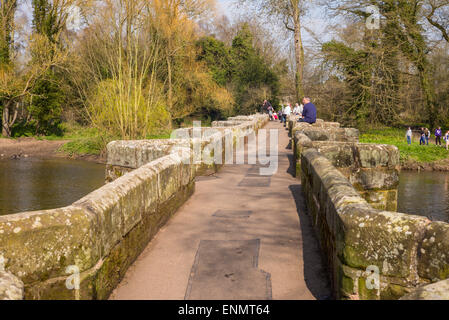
(398, 171, 449, 222)
(0, 159, 105, 216)
(1, 158, 448, 223)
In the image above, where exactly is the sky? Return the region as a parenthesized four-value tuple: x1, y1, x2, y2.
(216, 0, 336, 46)
(16, 0, 337, 51)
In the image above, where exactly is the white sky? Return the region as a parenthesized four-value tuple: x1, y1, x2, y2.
(216, 0, 336, 47)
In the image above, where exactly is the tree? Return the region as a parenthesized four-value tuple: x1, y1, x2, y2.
(1, 34, 67, 137)
(28, 70, 63, 135)
(325, 0, 449, 127)
(197, 23, 282, 114)
(0, 0, 16, 136)
(240, 0, 307, 101)
(29, 0, 66, 135)
(0, 0, 16, 65)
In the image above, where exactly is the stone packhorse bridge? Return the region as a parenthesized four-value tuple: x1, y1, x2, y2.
(0, 114, 448, 300)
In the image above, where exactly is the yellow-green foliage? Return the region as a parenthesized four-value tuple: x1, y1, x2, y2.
(88, 79, 171, 140)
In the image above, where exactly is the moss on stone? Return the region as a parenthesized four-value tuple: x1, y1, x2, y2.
(358, 276, 379, 300)
(380, 283, 410, 300)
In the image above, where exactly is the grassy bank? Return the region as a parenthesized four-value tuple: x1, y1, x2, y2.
(40, 123, 171, 158)
(360, 128, 449, 164)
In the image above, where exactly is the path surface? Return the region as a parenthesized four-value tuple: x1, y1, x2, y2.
(110, 121, 331, 300)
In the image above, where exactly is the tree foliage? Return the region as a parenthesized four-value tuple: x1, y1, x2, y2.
(317, 0, 449, 128)
(197, 23, 281, 114)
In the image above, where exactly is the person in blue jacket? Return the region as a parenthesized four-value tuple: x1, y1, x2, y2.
(298, 97, 317, 124)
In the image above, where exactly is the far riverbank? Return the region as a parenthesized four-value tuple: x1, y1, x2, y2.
(360, 128, 449, 172)
(0, 137, 106, 164)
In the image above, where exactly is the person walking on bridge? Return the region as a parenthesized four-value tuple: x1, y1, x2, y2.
(262, 100, 272, 114)
(298, 97, 317, 124)
(282, 103, 292, 125)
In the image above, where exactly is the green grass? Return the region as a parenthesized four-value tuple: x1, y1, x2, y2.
(360, 128, 449, 164)
(5, 121, 196, 157)
(56, 123, 174, 157)
(54, 123, 110, 156)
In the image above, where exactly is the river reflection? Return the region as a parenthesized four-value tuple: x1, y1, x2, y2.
(0, 159, 105, 216)
(398, 171, 449, 222)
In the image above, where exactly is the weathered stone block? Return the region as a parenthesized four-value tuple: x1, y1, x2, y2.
(24, 267, 97, 300)
(338, 206, 430, 280)
(0, 271, 24, 300)
(300, 128, 359, 143)
(349, 168, 400, 191)
(360, 190, 398, 212)
(74, 185, 126, 258)
(0, 206, 99, 284)
(358, 276, 380, 300)
(400, 279, 449, 300)
(418, 222, 449, 281)
(380, 282, 411, 300)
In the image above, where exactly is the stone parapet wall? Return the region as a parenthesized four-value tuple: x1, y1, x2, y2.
(0, 113, 268, 300)
(293, 126, 400, 211)
(0, 151, 194, 300)
(295, 120, 449, 300)
(401, 279, 449, 300)
(107, 114, 268, 181)
(288, 116, 340, 137)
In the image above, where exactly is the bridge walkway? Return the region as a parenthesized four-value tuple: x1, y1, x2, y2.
(110, 121, 331, 300)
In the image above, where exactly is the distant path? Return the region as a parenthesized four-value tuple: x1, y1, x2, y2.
(110, 121, 331, 300)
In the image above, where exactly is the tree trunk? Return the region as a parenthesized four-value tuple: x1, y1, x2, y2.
(2, 102, 11, 137)
(293, 9, 304, 102)
(419, 68, 437, 129)
(166, 52, 173, 113)
(1, 101, 18, 137)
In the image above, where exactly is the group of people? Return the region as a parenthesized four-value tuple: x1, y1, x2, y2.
(406, 127, 449, 150)
(262, 97, 317, 125)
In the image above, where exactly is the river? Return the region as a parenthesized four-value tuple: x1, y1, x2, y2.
(398, 171, 449, 222)
(1, 159, 448, 222)
(0, 159, 105, 216)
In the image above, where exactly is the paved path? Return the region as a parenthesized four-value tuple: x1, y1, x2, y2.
(110, 121, 331, 300)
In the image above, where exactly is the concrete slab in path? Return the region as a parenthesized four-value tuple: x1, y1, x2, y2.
(109, 121, 331, 300)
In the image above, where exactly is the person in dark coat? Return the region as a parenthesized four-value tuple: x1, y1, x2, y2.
(298, 97, 317, 124)
(262, 100, 272, 114)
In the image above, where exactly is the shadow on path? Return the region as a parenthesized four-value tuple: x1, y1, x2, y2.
(289, 184, 333, 300)
(286, 154, 296, 178)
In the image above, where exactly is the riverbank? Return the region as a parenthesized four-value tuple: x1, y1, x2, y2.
(0, 137, 106, 163)
(402, 158, 449, 171)
(360, 128, 449, 171)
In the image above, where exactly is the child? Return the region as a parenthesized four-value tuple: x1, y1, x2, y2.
(273, 112, 278, 120)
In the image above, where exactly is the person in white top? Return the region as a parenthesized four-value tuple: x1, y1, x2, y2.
(292, 104, 299, 115)
(282, 103, 292, 124)
(293, 103, 304, 116)
(406, 127, 412, 145)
